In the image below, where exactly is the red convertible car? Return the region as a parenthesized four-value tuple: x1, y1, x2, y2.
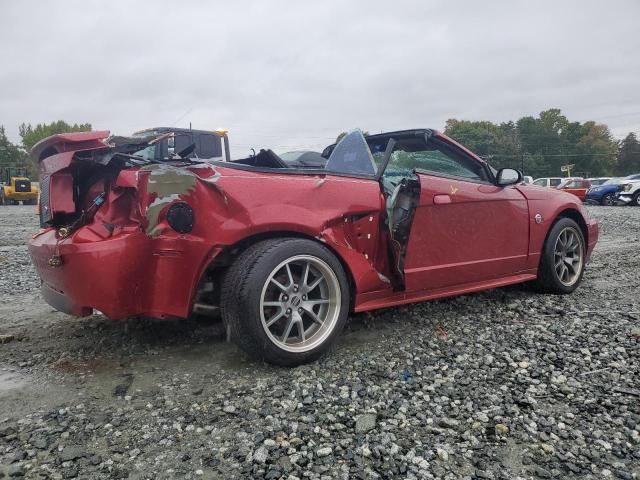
(28, 129, 598, 365)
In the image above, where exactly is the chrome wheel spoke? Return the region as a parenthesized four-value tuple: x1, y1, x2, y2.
(260, 255, 341, 353)
(265, 309, 285, 327)
(270, 278, 288, 292)
(302, 305, 324, 325)
(558, 231, 566, 249)
(281, 317, 295, 342)
(306, 276, 323, 293)
(299, 322, 306, 342)
(285, 264, 294, 287)
(307, 298, 330, 305)
(263, 301, 282, 307)
(301, 262, 310, 289)
(553, 227, 584, 287)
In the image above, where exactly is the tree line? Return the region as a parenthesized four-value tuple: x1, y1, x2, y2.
(0, 121, 91, 180)
(443, 109, 639, 178)
(336, 109, 640, 178)
(2, 109, 640, 182)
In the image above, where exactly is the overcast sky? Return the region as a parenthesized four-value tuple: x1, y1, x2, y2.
(1, 0, 639, 156)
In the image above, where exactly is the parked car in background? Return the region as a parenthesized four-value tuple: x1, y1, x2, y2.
(586, 175, 640, 206)
(586, 178, 622, 205)
(533, 177, 563, 187)
(28, 128, 598, 366)
(587, 177, 611, 186)
(617, 176, 640, 206)
(556, 178, 591, 201)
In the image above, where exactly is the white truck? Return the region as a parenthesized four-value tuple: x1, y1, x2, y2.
(616, 179, 640, 206)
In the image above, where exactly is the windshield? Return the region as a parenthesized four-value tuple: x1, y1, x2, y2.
(603, 178, 621, 185)
(134, 144, 158, 160)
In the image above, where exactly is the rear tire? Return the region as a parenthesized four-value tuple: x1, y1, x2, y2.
(535, 218, 586, 294)
(221, 238, 350, 366)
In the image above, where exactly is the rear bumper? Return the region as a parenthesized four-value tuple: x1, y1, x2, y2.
(28, 228, 216, 320)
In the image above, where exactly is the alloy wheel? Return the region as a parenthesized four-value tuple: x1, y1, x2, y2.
(553, 227, 584, 287)
(259, 255, 341, 353)
(602, 193, 615, 206)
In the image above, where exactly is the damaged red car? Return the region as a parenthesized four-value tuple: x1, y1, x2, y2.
(28, 129, 598, 366)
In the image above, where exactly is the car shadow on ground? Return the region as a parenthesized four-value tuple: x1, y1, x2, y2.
(41, 283, 534, 374)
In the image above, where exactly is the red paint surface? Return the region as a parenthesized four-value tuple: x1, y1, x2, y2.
(28, 131, 598, 320)
(557, 179, 592, 201)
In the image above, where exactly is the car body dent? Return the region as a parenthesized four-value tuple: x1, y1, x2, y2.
(616, 179, 640, 204)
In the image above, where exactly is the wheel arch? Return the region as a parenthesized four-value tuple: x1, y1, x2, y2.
(191, 230, 358, 313)
(554, 208, 589, 246)
(536, 207, 589, 271)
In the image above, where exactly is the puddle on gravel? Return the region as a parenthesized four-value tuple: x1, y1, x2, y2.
(0, 370, 28, 394)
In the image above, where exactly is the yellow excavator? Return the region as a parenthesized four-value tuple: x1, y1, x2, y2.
(0, 168, 39, 205)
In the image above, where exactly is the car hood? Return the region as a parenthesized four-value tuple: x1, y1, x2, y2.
(588, 184, 618, 193)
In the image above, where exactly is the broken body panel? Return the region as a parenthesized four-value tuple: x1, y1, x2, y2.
(28, 129, 598, 321)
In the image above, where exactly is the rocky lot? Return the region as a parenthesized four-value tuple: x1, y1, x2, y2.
(0, 204, 638, 479)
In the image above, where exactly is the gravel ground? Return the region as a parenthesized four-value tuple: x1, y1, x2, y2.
(0, 204, 638, 480)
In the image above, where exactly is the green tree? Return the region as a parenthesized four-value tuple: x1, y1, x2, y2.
(19, 120, 92, 152)
(573, 122, 617, 176)
(444, 119, 523, 171)
(335, 130, 369, 144)
(0, 126, 32, 181)
(444, 109, 619, 178)
(616, 132, 640, 175)
(516, 109, 571, 176)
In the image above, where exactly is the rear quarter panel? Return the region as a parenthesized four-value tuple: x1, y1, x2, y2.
(129, 165, 393, 315)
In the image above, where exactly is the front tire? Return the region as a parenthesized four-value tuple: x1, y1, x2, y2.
(535, 218, 586, 294)
(601, 193, 615, 206)
(632, 192, 640, 207)
(221, 238, 350, 366)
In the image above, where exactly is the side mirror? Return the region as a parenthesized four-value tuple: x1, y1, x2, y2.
(496, 168, 522, 186)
